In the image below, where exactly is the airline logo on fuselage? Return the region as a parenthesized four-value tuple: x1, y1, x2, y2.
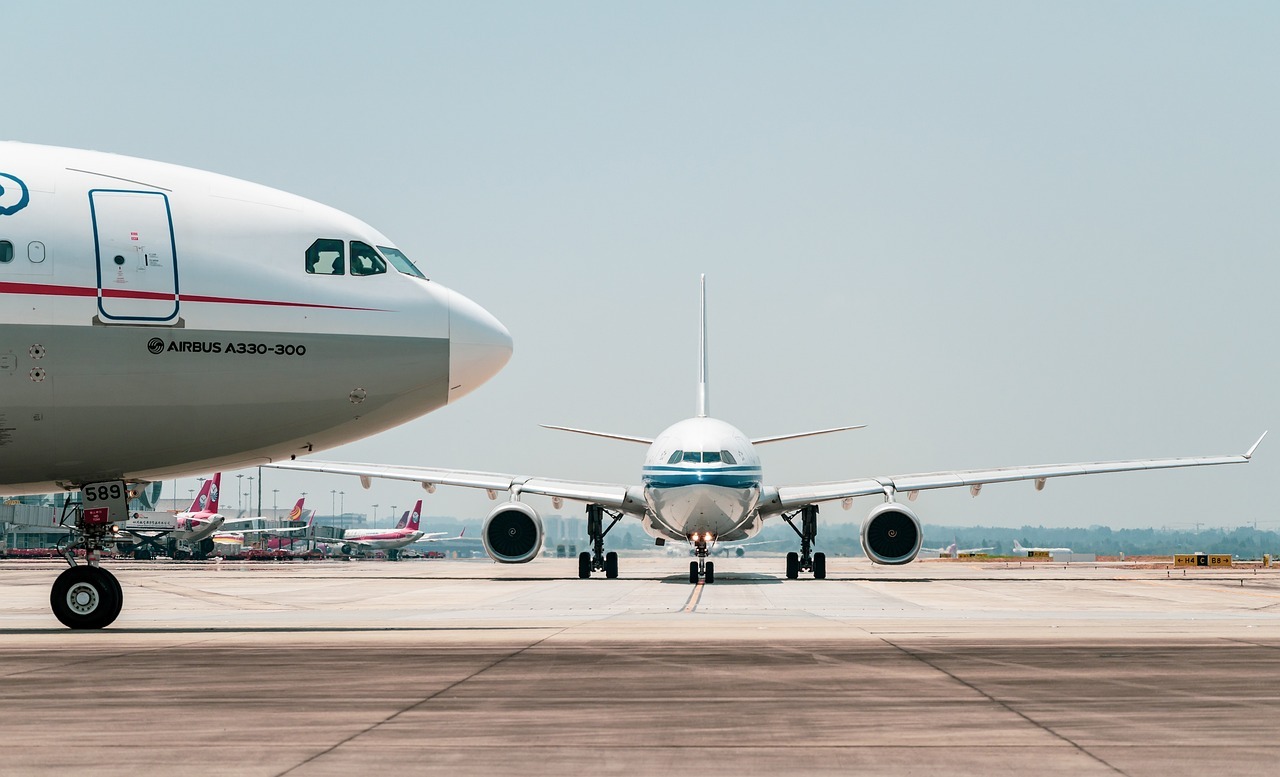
(0, 173, 31, 216)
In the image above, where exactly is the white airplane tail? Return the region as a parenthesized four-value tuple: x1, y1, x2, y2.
(1012, 540, 1025, 552)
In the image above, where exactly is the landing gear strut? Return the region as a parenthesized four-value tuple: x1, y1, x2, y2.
(688, 536, 715, 584)
(782, 504, 826, 580)
(577, 503, 622, 579)
(52, 500, 123, 629)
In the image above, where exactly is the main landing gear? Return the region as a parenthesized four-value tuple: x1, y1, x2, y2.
(578, 503, 622, 579)
(689, 535, 715, 584)
(51, 501, 123, 629)
(782, 504, 826, 580)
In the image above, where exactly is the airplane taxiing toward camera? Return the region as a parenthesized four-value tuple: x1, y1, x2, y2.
(0, 141, 512, 628)
(273, 276, 1264, 585)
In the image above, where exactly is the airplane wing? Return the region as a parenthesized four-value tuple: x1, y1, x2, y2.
(268, 460, 638, 512)
(765, 433, 1265, 513)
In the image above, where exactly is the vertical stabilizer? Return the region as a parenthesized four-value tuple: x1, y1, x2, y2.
(697, 274, 708, 418)
(407, 500, 423, 531)
(394, 510, 409, 529)
(188, 473, 220, 513)
(205, 473, 221, 513)
(286, 498, 305, 522)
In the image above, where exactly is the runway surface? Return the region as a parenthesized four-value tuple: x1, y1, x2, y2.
(2, 556, 1280, 776)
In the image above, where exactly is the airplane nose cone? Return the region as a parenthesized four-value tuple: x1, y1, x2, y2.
(448, 290, 513, 403)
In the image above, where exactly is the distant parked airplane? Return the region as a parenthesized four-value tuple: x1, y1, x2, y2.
(1012, 540, 1072, 556)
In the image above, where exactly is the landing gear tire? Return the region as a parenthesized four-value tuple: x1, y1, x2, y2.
(689, 561, 699, 585)
(578, 551, 592, 579)
(704, 561, 715, 584)
(51, 566, 122, 630)
(605, 551, 619, 579)
(813, 552, 827, 580)
(786, 552, 800, 580)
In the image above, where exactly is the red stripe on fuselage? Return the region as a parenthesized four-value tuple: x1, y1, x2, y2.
(0, 282, 385, 311)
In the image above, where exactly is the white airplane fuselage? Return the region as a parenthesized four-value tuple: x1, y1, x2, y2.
(640, 417, 763, 543)
(333, 528, 426, 551)
(0, 142, 511, 494)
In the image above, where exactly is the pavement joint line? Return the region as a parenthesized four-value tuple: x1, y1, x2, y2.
(876, 636, 1132, 777)
(274, 628, 568, 777)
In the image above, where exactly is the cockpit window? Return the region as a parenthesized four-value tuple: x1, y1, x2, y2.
(667, 450, 683, 464)
(378, 245, 428, 280)
(305, 238, 344, 275)
(350, 241, 388, 277)
(702, 451, 722, 463)
(720, 450, 737, 465)
(682, 451, 700, 463)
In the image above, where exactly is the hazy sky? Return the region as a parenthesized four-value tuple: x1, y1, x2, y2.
(7, 2, 1277, 530)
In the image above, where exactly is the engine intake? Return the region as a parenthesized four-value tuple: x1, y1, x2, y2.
(482, 502, 543, 564)
(860, 502, 922, 565)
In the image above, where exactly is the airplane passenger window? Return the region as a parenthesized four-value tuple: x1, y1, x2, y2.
(667, 451, 683, 464)
(305, 238, 344, 275)
(0, 240, 11, 263)
(720, 451, 737, 465)
(379, 245, 427, 280)
(350, 241, 387, 277)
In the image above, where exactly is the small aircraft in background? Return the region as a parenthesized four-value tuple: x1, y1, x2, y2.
(1012, 540, 1072, 557)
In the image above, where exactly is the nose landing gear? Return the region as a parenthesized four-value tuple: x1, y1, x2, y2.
(782, 504, 826, 580)
(688, 535, 715, 584)
(51, 499, 124, 629)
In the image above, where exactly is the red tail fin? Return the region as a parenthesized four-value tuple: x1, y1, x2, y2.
(188, 473, 221, 514)
(286, 498, 305, 522)
(407, 500, 423, 531)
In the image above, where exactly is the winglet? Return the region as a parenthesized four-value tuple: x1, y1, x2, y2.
(1246, 431, 1268, 460)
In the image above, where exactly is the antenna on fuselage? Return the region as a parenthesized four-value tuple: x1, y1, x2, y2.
(698, 274, 708, 418)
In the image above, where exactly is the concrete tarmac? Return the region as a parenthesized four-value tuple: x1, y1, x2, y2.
(2, 556, 1280, 776)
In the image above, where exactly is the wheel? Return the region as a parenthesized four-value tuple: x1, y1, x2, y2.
(704, 561, 715, 584)
(813, 552, 827, 580)
(578, 551, 592, 579)
(689, 561, 699, 584)
(99, 569, 124, 624)
(786, 552, 800, 579)
(133, 547, 151, 560)
(605, 551, 619, 579)
(50, 566, 121, 630)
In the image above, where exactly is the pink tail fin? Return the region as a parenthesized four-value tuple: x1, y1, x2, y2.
(188, 473, 221, 513)
(407, 500, 423, 531)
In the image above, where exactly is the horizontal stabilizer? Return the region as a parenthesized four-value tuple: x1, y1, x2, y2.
(751, 424, 867, 445)
(540, 424, 654, 445)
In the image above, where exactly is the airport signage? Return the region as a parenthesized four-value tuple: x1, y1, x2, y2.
(1173, 553, 1233, 568)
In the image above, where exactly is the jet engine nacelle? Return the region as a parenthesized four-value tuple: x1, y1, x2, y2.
(860, 502, 922, 565)
(482, 502, 543, 564)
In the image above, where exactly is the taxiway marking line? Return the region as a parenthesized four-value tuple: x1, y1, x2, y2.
(683, 581, 705, 613)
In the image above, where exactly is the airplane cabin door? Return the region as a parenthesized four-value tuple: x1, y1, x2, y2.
(91, 189, 180, 322)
